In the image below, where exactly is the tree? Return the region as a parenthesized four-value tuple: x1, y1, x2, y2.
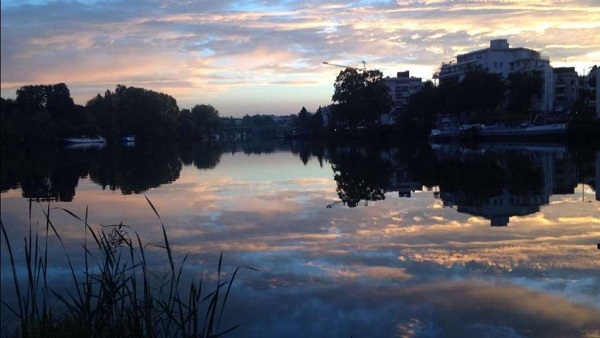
(297, 106, 310, 129)
(331, 68, 393, 129)
(400, 81, 441, 138)
(460, 70, 505, 114)
(46, 83, 75, 120)
(310, 107, 324, 134)
(190, 104, 220, 137)
(15, 83, 75, 119)
(241, 114, 276, 127)
(86, 85, 180, 140)
(7, 83, 81, 141)
(16, 85, 49, 112)
(507, 72, 543, 115)
(438, 79, 462, 114)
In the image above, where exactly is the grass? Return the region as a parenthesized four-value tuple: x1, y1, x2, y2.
(1, 196, 255, 338)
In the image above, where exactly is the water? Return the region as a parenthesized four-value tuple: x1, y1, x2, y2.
(2, 140, 599, 337)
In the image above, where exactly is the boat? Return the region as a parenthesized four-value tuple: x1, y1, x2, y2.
(120, 135, 135, 144)
(64, 136, 106, 149)
(430, 123, 567, 141)
(479, 123, 566, 137)
(64, 136, 106, 144)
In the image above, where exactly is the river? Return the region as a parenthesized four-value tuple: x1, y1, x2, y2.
(1, 140, 599, 337)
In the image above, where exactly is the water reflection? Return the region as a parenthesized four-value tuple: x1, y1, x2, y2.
(89, 143, 181, 194)
(329, 145, 393, 207)
(179, 142, 224, 170)
(1, 143, 182, 199)
(325, 143, 598, 226)
(431, 145, 558, 226)
(1, 145, 93, 201)
(1, 141, 598, 227)
(1, 140, 599, 337)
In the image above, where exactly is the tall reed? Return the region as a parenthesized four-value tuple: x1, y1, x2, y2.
(1, 196, 254, 338)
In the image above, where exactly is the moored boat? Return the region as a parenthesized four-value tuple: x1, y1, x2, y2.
(64, 136, 106, 144)
(430, 123, 567, 141)
(120, 135, 135, 143)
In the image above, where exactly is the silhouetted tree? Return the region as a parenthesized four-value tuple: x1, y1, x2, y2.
(86, 85, 180, 141)
(399, 81, 441, 138)
(2, 83, 82, 142)
(331, 68, 393, 129)
(241, 114, 276, 127)
(192, 104, 220, 136)
(460, 70, 505, 115)
(438, 79, 463, 115)
(310, 107, 325, 134)
(179, 105, 220, 138)
(507, 72, 543, 115)
(297, 106, 310, 129)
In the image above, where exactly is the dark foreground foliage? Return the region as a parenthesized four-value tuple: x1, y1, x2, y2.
(1, 197, 254, 338)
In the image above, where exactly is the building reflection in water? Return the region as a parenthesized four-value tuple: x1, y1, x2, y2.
(384, 144, 598, 226)
(2, 141, 598, 228)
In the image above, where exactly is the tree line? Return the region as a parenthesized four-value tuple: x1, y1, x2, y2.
(1, 83, 221, 144)
(322, 67, 545, 137)
(326, 66, 598, 142)
(396, 69, 544, 138)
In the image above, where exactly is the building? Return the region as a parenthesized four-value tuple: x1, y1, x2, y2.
(384, 71, 424, 114)
(580, 66, 599, 118)
(381, 71, 424, 124)
(553, 67, 579, 114)
(438, 39, 554, 113)
(594, 66, 600, 119)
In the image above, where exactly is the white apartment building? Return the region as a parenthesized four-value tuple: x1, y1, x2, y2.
(438, 39, 554, 113)
(383, 70, 424, 114)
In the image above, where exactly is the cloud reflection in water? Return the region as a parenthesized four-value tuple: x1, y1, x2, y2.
(1, 148, 599, 336)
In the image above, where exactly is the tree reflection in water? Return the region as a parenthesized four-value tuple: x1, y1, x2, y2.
(89, 143, 181, 194)
(328, 145, 393, 207)
(1, 141, 597, 226)
(1, 143, 182, 199)
(296, 142, 595, 226)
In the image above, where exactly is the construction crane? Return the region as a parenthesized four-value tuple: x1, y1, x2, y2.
(323, 60, 368, 70)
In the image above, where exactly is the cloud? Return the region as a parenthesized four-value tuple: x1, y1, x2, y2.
(2, 148, 600, 336)
(394, 280, 600, 336)
(2, 0, 599, 114)
(221, 279, 600, 337)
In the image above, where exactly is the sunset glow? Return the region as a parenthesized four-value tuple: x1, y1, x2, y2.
(1, 0, 598, 115)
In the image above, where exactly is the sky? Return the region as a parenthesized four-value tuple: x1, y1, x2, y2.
(1, 0, 599, 116)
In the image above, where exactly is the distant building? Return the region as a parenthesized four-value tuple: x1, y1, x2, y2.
(382, 71, 424, 124)
(271, 115, 290, 124)
(438, 39, 554, 113)
(553, 67, 579, 114)
(384, 71, 424, 114)
(580, 66, 599, 118)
